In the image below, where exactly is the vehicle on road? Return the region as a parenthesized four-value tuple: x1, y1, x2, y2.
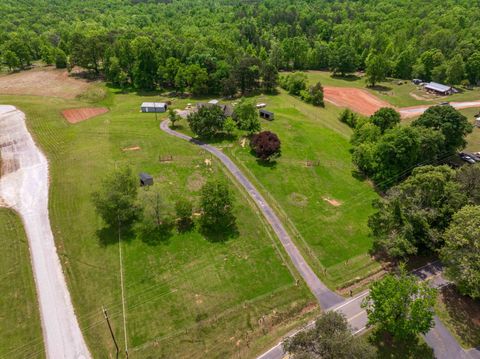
(459, 152, 476, 164)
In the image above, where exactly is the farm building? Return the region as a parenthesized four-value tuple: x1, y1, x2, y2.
(259, 109, 274, 120)
(141, 102, 168, 113)
(139, 172, 154, 186)
(424, 82, 455, 96)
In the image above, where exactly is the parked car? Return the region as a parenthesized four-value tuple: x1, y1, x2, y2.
(468, 153, 480, 162)
(459, 152, 476, 164)
(440, 101, 450, 106)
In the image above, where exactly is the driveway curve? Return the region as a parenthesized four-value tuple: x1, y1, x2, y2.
(160, 120, 343, 309)
(0, 105, 91, 359)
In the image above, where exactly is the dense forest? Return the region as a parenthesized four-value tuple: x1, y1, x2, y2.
(2, 0, 480, 93)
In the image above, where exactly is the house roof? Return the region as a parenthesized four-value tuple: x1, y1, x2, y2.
(259, 109, 274, 116)
(141, 102, 167, 108)
(424, 82, 452, 93)
(139, 172, 153, 181)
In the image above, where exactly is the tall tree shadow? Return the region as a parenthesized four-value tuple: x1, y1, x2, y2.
(369, 330, 434, 359)
(96, 224, 135, 246)
(200, 223, 239, 243)
(135, 221, 174, 246)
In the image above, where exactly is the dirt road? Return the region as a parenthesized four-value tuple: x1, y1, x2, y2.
(0, 105, 90, 358)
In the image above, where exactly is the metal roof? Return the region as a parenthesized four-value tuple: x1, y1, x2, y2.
(139, 172, 153, 180)
(141, 102, 167, 108)
(424, 82, 452, 93)
(259, 109, 274, 115)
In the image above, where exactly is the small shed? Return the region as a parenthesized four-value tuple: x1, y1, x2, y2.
(259, 109, 274, 121)
(475, 116, 480, 128)
(139, 173, 153, 186)
(208, 99, 219, 105)
(141, 102, 168, 113)
(424, 82, 454, 96)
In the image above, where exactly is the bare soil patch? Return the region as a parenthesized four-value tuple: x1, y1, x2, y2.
(324, 86, 392, 116)
(288, 192, 308, 207)
(323, 197, 342, 207)
(0, 67, 94, 99)
(62, 108, 109, 124)
(122, 146, 141, 152)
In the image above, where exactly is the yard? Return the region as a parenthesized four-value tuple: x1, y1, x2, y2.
(0, 88, 317, 358)
(0, 209, 44, 359)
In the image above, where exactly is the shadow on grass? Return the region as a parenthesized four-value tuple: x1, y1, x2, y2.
(136, 221, 175, 246)
(331, 74, 361, 82)
(369, 330, 434, 359)
(200, 223, 239, 243)
(440, 284, 480, 347)
(368, 85, 393, 92)
(97, 224, 135, 246)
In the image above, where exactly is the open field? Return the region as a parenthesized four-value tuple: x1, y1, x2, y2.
(175, 90, 380, 289)
(0, 66, 96, 99)
(324, 87, 392, 116)
(0, 209, 44, 359)
(303, 71, 480, 109)
(0, 89, 316, 358)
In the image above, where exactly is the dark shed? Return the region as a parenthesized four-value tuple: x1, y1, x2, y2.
(139, 173, 154, 186)
(259, 109, 274, 120)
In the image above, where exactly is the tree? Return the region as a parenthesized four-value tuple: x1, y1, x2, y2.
(330, 44, 357, 76)
(301, 82, 324, 107)
(446, 54, 465, 85)
(280, 72, 307, 96)
(40, 45, 55, 65)
(283, 311, 376, 359)
(175, 198, 193, 232)
(370, 108, 400, 134)
(137, 183, 166, 232)
(233, 99, 260, 134)
(366, 53, 389, 87)
(54, 49, 67, 69)
(455, 164, 480, 205)
(70, 31, 108, 73)
(3, 50, 20, 71)
(222, 117, 237, 137)
(187, 105, 225, 138)
(168, 108, 180, 128)
(250, 131, 281, 161)
(412, 105, 472, 154)
(91, 166, 140, 228)
(131, 36, 157, 90)
(199, 180, 236, 235)
(261, 62, 278, 93)
(339, 109, 359, 128)
(233, 56, 261, 95)
(362, 268, 437, 339)
(369, 165, 466, 258)
(441, 205, 480, 299)
(466, 52, 480, 85)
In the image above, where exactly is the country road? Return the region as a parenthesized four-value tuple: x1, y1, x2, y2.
(160, 119, 344, 309)
(0, 106, 91, 359)
(399, 100, 480, 118)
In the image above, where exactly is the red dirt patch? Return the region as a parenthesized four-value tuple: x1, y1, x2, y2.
(62, 108, 108, 124)
(324, 87, 392, 116)
(323, 197, 342, 207)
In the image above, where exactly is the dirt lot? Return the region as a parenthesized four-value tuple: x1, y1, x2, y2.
(0, 67, 93, 99)
(324, 87, 393, 116)
(62, 108, 108, 123)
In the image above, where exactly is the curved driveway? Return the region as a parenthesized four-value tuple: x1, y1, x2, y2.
(160, 120, 343, 309)
(0, 106, 90, 359)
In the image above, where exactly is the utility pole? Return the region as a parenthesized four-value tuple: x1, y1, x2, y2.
(154, 101, 158, 121)
(102, 306, 119, 359)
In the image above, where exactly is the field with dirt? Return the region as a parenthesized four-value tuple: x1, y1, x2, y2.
(324, 86, 392, 116)
(0, 67, 93, 99)
(62, 107, 109, 123)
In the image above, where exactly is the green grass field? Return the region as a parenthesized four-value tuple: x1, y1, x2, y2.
(175, 90, 381, 289)
(302, 71, 480, 108)
(0, 209, 44, 359)
(0, 90, 317, 358)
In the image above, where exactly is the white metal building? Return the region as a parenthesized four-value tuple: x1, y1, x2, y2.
(141, 102, 168, 113)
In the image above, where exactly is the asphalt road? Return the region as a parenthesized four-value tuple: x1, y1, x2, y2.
(160, 120, 344, 309)
(0, 106, 91, 359)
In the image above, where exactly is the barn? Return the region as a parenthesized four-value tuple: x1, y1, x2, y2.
(141, 102, 168, 113)
(424, 82, 455, 96)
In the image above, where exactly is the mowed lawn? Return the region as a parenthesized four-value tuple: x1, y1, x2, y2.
(0, 209, 44, 359)
(303, 71, 480, 108)
(204, 91, 381, 288)
(0, 92, 315, 358)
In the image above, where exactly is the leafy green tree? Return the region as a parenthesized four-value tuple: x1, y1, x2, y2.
(234, 99, 260, 134)
(284, 311, 376, 359)
(70, 31, 107, 73)
(369, 165, 466, 257)
(339, 109, 360, 128)
(466, 52, 480, 85)
(261, 62, 278, 93)
(54, 49, 67, 69)
(394, 48, 416, 79)
(446, 54, 465, 85)
(233, 56, 261, 95)
(175, 198, 193, 232)
(301, 82, 324, 107)
(362, 268, 437, 340)
(441, 205, 480, 299)
(351, 121, 382, 146)
(223, 117, 237, 136)
(40, 45, 55, 65)
(137, 183, 166, 232)
(330, 44, 357, 76)
(168, 108, 180, 128)
(366, 53, 389, 87)
(91, 166, 140, 228)
(412, 105, 472, 154)
(187, 105, 225, 138)
(280, 72, 307, 96)
(455, 164, 480, 205)
(199, 180, 236, 235)
(132, 36, 157, 90)
(3, 50, 20, 71)
(370, 108, 401, 134)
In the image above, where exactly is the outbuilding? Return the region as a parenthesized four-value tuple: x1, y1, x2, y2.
(141, 102, 168, 113)
(424, 82, 455, 96)
(259, 109, 274, 120)
(139, 172, 154, 186)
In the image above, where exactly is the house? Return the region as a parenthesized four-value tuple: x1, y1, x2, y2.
(424, 82, 455, 96)
(141, 102, 168, 113)
(196, 102, 234, 117)
(139, 172, 153, 186)
(259, 109, 274, 120)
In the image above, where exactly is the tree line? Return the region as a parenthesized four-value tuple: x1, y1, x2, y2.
(2, 0, 480, 92)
